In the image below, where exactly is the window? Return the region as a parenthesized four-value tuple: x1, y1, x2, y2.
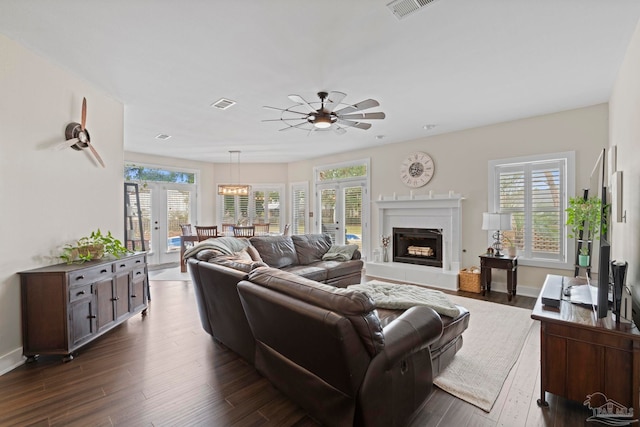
(291, 182, 308, 235)
(218, 185, 283, 231)
(489, 152, 575, 267)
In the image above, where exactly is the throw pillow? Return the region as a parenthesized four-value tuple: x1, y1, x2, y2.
(322, 244, 358, 261)
(245, 245, 263, 262)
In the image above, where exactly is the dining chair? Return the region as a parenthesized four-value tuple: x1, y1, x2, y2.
(221, 223, 235, 236)
(180, 224, 194, 236)
(233, 225, 255, 237)
(195, 225, 219, 241)
(253, 223, 270, 236)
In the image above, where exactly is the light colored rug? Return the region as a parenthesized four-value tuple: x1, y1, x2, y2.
(433, 294, 534, 412)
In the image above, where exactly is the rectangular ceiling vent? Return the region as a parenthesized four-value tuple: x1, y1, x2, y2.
(211, 98, 236, 110)
(387, 0, 439, 20)
(155, 134, 171, 140)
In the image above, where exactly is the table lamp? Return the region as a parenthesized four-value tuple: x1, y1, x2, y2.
(482, 212, 512, 256)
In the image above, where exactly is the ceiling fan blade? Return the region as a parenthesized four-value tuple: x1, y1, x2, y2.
(87, 142, 106, 168)
(262, 105, 308, 115)
(279, 122, 313, 131)
(54, 138, 79, 150)
(334, 99, 380, 116)
(324, 91, 346, 112)
(333, 125, 347, 135)
(337, 119, 372, 130)
(81, 97, 87, 130)
(262, 118, 306, 122)
(339, 112, 386, 120)
(288, 95, 317, 113)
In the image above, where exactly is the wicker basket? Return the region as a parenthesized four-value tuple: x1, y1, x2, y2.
(459, 266, 481, 293)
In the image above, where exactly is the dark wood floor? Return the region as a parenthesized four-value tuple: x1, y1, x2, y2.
(0, 276, 594, 426)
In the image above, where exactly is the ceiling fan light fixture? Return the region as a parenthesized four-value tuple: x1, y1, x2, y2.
(313, 116, 333, 129)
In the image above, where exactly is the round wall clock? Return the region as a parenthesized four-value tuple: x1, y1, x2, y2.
(400, 151, 434, 188)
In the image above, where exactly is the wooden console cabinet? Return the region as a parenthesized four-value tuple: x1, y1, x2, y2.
(20, 253, 148, 361)
(532, 274, 640, 418)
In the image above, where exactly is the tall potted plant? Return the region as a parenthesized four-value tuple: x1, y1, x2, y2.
(565, 196, 604, 266)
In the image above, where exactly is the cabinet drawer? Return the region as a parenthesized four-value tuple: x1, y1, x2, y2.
(68, 265, 112, 286)
(132, 266, 146, 281)
(69, 284, 93, 303)
(114, 256, 145, 273)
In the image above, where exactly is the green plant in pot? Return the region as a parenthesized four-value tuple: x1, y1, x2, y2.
(566, 196, 606, 266)
(61, 229, 130, 264)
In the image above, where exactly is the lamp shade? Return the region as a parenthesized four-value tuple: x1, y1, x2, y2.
(482, 212, 512, 231)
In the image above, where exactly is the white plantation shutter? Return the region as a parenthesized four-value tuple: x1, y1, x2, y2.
(292, 184, 307, 235)
(493, 156, 569, 263)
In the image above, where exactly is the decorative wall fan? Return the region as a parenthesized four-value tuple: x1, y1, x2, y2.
(263, 91, 385, 135)
(55, 97, 105, 167)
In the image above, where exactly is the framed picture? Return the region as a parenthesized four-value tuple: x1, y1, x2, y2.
(611, 170, 624, 222)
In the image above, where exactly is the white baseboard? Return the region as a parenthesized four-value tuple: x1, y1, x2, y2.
(0, 347, 25, 376)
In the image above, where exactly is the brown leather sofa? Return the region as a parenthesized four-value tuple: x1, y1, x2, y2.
(187, 234, 364, 363)
(237, 267, 445, 427)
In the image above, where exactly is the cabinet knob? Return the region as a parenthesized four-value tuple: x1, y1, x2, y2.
(76, 290, 86, 296)
(131, 294, 137, 298)
(75, 275, 85, 281)
(120, 264, 126, 268)
(100, 269, 108, 273)
(88, 315, 97, 319)
(111, 297, 120, 301)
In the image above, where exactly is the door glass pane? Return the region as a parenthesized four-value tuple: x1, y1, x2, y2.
(266, 191, 280, 231)
(139, 188, 152, 251)
(253, 191, 265, 224)
(320, 188, 337, 242)
(167, 189, 191, 251)
(344, 186, 363, 250)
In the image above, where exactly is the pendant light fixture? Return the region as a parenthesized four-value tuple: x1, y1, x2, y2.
(218, 150, 251, 196)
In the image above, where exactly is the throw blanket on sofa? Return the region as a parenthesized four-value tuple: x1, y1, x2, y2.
(183, 236, 250, 259)
(349, 280, 461, 318)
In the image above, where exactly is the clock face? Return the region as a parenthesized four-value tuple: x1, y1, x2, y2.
(400, 151, 434, 188)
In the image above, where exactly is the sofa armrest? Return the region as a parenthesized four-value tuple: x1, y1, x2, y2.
(351, 249, 362, 260)
(380, 306, 443, 369)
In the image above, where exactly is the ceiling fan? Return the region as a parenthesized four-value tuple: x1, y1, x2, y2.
(263, 91, 385, 135)
(55, 97, 105, 167)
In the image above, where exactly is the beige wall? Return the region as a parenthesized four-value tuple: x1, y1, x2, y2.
(610, 19, 640, 289)
(289, 104, 609, 294)
(0, 34, 124, 373)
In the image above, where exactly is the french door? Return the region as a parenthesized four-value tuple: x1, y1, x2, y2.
(317, 181, 365, 251)
(141, 182, 197, 266)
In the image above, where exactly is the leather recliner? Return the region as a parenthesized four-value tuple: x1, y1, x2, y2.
(237, 267, 444, 427)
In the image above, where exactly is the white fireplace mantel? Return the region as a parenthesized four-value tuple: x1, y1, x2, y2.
(367, 194, 464, 290)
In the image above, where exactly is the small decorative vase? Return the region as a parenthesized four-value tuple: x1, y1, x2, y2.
(383, 247, 389, 262)
(578, 254, 590, 267)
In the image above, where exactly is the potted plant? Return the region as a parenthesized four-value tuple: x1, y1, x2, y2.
(566, 196, 605, 261)
(578, 246, 590, 267)
(61, 229, 130, 263)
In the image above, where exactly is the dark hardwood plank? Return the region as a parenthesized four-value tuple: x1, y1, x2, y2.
(0, 275, 590, 426)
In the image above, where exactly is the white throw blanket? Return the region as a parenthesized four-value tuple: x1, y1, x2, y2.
(350, 280, 460, 318)
(182, 236, 250, 259)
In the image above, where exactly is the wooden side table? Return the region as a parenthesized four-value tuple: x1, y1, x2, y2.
(479, 254, 518, 301)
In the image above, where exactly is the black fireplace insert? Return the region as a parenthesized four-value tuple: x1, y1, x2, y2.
(392, 227, 443, 267)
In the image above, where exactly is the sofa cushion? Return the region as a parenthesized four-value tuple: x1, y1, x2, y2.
(250, 235, 298, 268)
(313, 259, 364, 281)
(291, 234, 332, 265)
(247, 267, 385, 356)
(281, 264, 328, 282)
(208, 255, 268, 273)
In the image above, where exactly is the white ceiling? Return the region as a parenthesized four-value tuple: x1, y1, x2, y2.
(2, 0, 640, 163)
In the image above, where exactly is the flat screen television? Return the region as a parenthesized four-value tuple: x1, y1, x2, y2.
(585, 148, 610, 319)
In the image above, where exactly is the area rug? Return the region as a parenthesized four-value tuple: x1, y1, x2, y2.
(433, 294, 534, 412)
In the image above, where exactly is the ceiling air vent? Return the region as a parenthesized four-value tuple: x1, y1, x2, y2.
(211, 98, 236, 110)
(387, 0, 439, 20)
(155, 134, 171, 140)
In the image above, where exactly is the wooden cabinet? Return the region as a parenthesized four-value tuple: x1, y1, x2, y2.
(532, 274, 640, 418)
(20, 253, 148, 361)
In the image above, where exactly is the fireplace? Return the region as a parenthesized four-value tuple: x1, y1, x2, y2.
(393, 227, 443, 267)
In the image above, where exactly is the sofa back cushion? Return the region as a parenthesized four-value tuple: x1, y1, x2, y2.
(291, 234, 332, 265)
(249, 235, 298, 268)
(247, 267, 384, 356)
